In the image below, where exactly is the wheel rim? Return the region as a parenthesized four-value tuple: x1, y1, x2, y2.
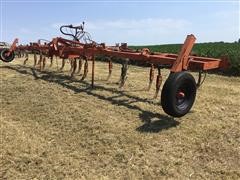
(175, 82, 194, 111)
(1, 50, 14, 62)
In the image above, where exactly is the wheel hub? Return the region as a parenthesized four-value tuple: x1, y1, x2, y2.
(177, 91, 185, 99)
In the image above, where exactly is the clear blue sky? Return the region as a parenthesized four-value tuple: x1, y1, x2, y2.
(1, 0, 239, 45)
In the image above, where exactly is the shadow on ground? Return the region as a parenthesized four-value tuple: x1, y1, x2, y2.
(137, 111, 179, 133)
(1, 65, 179, 133)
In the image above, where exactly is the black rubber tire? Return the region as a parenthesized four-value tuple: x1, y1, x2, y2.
(0, 49, 15, 62)
(0, 49, 2, 60)
(161, 71, 197, 117)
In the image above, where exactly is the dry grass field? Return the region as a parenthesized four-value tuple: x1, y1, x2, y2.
(1, 56, 240, 179)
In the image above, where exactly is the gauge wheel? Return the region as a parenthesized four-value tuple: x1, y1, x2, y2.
(161, 71, 197, 117)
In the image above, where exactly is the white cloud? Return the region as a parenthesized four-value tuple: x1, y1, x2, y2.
(51, 18, 190, 45)
(52, 18, 189, 31)
(86, 18, 189, 31)
(89, 18, 191, 44)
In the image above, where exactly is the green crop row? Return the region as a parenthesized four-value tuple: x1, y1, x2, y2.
(130, 42, 240, 76)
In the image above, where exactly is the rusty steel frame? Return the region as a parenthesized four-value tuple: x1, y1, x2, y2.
(49, 34, 229, 86)
(1, 31, 231, 117)
(12, 34, 229, 88)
